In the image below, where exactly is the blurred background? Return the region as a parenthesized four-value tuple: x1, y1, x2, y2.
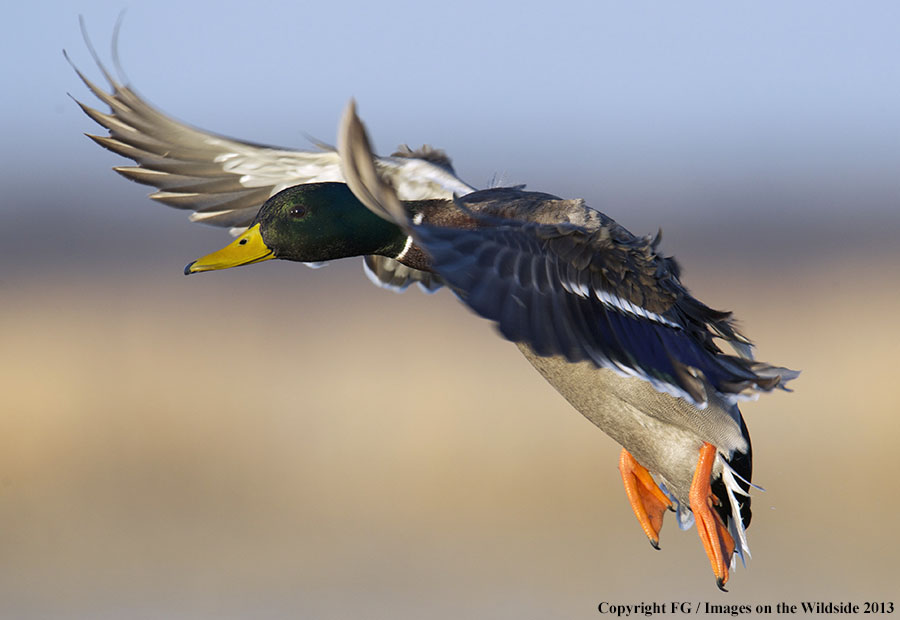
(2, 1, 899, 617)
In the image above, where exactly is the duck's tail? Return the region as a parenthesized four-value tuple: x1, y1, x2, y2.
(711, 413, 755, 568)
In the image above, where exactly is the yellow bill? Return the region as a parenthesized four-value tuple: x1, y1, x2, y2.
(184, 224, 275, 274)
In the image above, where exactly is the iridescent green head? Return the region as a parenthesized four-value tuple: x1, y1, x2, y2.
(186, 182, 407, 274)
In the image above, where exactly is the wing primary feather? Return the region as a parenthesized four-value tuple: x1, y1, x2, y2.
(78, 15, 118, 90)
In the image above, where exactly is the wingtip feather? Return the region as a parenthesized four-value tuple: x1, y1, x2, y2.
(78, 15, 119, 90)
(337, 99, 407, 224)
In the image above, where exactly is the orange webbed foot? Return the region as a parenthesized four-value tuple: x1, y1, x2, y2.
(618, 449, 673, 549)
(690, 442, 736, 591)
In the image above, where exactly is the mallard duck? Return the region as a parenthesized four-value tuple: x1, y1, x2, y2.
(71, 34, 798, 589)
(179, 103, 798, 590)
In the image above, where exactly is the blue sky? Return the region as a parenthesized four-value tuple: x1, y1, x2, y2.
(3, 1, 899, 259)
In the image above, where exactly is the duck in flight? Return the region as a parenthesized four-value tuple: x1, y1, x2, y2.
(70, 31, 797, 590)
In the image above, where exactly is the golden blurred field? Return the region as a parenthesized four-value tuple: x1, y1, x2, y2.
(2, 231, 898, 618)
(4, 2, 899, 616)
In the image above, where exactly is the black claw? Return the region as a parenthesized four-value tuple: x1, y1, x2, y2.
(716, 578, 728, 592)
(184, 261, 196, 275)
(649, 539, 660, 551)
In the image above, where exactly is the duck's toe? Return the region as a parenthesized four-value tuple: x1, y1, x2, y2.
(689, 442, 736, 590)
(618, 449, 673, 549)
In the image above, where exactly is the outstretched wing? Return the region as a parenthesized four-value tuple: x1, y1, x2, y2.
(411, 212, 798, 406)
(66, 36, 345, 229)
(68, 53, 474, 228)
(68, 23, 474, 290)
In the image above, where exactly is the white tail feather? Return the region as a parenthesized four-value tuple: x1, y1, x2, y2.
(657, 458, 756, 570)
(719, 455, 754, 568)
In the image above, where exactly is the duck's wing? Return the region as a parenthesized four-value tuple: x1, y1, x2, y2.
(68, 26, 472, 290)
(414, 211, 801, 406)
(67, 46, 345, 230)
(68, 49, 475, 229)
(339, 101, 798, 407)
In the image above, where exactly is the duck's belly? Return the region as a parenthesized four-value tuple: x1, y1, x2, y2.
(516, 344, 747, 505)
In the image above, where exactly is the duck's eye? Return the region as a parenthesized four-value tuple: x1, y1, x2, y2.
(239, 239, 248, 245)
(289, 206, 308, 219)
